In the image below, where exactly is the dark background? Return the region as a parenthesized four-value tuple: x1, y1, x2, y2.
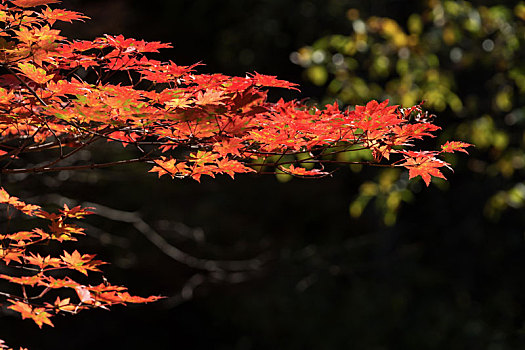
(2, 0, 525, 349)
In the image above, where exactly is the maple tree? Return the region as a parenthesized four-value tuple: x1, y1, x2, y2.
(0, 0, 470, 348)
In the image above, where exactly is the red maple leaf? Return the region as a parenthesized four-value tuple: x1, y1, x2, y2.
(402, 156, 448, 186)
(249, 72, 300, 90)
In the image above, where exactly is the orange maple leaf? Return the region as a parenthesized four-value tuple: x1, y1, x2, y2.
(41, 8, 88, 25)
(25, 253, 62, 269)
(38, 276, 79, 289)
(60, 250, 103, 275)
(194, 89, 225, 106)
(0, 274, 42, 286)
(0, 247, 23, 265)
(30, 308, 54, 328)
(188, 151, 220, 165)
(216, 158, 256, 179)
(8, 300, 33, 319)
(402, 156, 447, 186)
(45, 297, 76, 312)
(149, 157, 190, 178)
(17, 63, 54, 84)
(8, 300, 54, 328)
(59, 204, 94, 218)
(6, 231, 38, 242)
(213, 138, 244, 157)
(190, 164, 218, 182)
(441, 141, 472, 154)
(280, 164, 328, 177)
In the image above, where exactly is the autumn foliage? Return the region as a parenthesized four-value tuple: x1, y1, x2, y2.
(0, 0, 470, 348)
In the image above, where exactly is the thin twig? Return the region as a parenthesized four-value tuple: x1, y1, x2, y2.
(0, 156, 151, 174)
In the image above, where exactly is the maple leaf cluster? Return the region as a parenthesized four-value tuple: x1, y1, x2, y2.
(0, 0, 470, 346)
(0, 188, 161, 331)
(0, 0, 470, 184)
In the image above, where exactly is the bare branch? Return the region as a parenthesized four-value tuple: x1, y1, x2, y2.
(39, 195, 269, 273)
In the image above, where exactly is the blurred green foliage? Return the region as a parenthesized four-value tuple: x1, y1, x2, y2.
(294, 0, 525, 223)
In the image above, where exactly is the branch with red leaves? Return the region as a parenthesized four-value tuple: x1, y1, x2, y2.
(0, 0, 470, 346)
(0, 0, 470, 184)
(0, 189, 161, 329)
